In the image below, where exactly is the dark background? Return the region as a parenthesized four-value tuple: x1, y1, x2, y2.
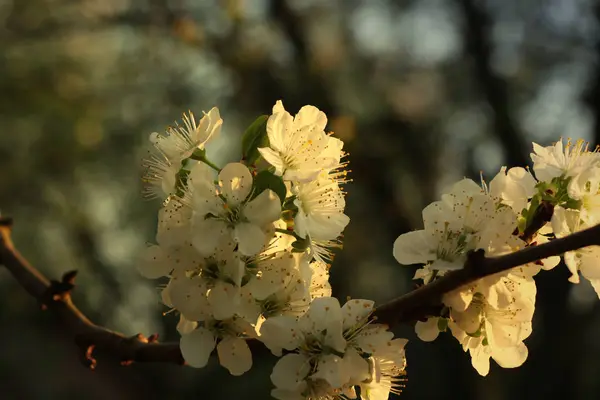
(1, 0, 600, 399)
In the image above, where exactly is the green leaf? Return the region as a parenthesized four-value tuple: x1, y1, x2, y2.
(291, 237, 310, 252)
(241, 115, 269, 166)
(250, 170, 287, 204)
(437, 317, 448, 332)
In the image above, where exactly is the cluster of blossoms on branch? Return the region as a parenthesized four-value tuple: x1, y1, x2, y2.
(394, 138, 600, 376)
(138, 97, 600, 397)
(139, 101, 407, 399)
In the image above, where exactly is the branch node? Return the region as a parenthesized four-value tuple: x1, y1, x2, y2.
(62, 270, 78, 285)
(80, 344, 97, 370)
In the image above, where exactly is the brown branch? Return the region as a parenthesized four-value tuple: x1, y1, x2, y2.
(4, 214, 600, 368)
(374, 222, 600, 325)
(0, 217, 184, 368)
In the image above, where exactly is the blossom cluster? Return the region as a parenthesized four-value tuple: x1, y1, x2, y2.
(393, 138, 600, 375)
(138, 101, 407, 399)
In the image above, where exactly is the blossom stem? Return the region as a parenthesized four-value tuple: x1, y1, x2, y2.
(275, 228, 296, 236)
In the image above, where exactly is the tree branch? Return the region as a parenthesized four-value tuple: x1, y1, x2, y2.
(4, 215, 600, 367)
(0, 217, 184, 368)
(374, 222, 600, 325)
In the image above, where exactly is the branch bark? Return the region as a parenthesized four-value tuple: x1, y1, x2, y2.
(3, 215, 600, 367)
(0, 217, 184, 368)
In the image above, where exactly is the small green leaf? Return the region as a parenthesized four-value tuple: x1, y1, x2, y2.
(437, 317, 448, 332)
(291, 236, 310, 252)
(251, 170, 287, 204)
(241, 115, 269, 166)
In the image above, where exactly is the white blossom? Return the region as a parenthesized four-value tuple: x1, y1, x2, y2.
(552, 206, 600, 296)
(180, 316, 255, 375)
(293, 175, 350, 242)
(258, 100, 344, 182)
(531, 138, 600, 183)
(393, 179, 522, 272)
(488, 166, 537, 213)
(262, 298, 405, 399)
(446, 274, 536, 376)
(188, 162, 281, 256)
(142, 108, 222, 199)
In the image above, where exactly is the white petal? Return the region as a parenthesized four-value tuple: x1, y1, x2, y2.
(302, 297, 346, 353)
(415, 318, 440, 342)
(311, 354, 349, 389)
(258, 147, 286, 176)
(177, 315, 198, 335)
(443, 287, 474, 312)
(470, 345, 491, 376)
(245, 189, 282, 225)
(191, 217, 229, 256)
(234, 222, 266, 255)
(271, 354, 311, 391)
(208, 282, 240, 320)
(341, 299, 374, 330)
(295, 105, 327, 131)
(137, 245, 172, 279)
(393, 230, 434, 265)
(259, 315, 302, 356)
(219, 162, 253, 206)
(180, 327, 216, 368)
(343, 347, 370, 382)
(216, 337, 252, 376)
(492, 342, 528, 368)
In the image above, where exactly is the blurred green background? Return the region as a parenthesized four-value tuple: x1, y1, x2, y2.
(1, 0, 600, 399)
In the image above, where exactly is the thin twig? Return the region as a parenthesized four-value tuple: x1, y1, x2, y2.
(0, 217, 184, 368)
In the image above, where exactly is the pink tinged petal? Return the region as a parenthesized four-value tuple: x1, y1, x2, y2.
(415, 318, 440, 342)
(234, 222, 266, 256)
(217, 337, 252, 376)
(137, 245, 172, 279)
(180, 327, 216, 368)
(271, 353, 311, 391)
(245, 189, 282, 225)
(491, 342, 528, 369)
(219, 163, 253, 206)
(208, 282, 240, 320)
(343, 348, 370, 382)
(258, 147, 286, 176)
(191, 218, 229, 256)
(311, 354, 349, 389)
(259, 315, 302, 356)
(341, 299, 374, 330)
(393, 230, 435, 265)
(177, 315, 198, 335)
